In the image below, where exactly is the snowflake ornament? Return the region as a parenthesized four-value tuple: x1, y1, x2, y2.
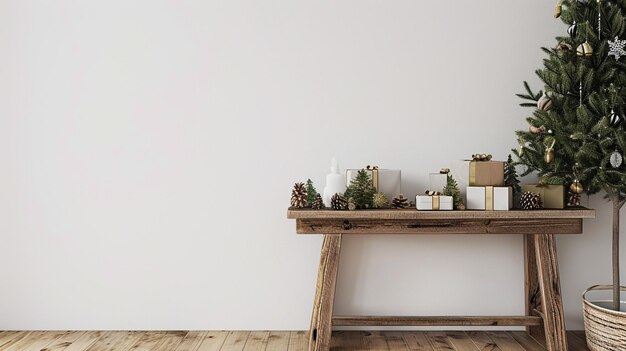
(608, 36, 626, 60)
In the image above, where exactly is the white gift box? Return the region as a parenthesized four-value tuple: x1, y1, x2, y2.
(346, 168, 400, 201)
(466, 186, 512, 211)
(415, 195, 453, 211)
(429, 173, 448, 193)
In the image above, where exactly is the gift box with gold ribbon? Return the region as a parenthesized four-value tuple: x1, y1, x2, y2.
(469, 160, 504, 186)
(466, 186, 512, 211)
(416, 195, 453, 211)
(346, 165, 401, 201)
(522, 184, 564, 209)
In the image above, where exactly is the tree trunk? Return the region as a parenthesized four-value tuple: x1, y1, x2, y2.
(611, 194, 624, 311)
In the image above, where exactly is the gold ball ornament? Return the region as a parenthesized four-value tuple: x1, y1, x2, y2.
(544, 149, 555, 163)
(518, 144, 525, 157)
(570, 180, 584, 194)
(576, 41, 593, 57)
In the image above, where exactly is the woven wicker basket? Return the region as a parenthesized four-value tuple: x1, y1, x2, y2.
(582, 285, 626, 351)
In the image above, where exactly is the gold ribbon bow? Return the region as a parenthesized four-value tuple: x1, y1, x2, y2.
(468, 154, 493, 186)
(471, 154, 492, 161)
(425, 190, 441, 210)
(366, 165, 379, 191)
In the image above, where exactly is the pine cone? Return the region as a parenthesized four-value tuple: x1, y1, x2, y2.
(520, 191, 543, 210)
(290, 182, 308, 208)
(331, 193, 348, 210)
(567, 190, 581, 207)
(391, 194, 409, 209)
(311, 193, 325, 209)
(373, 192, 390, 209)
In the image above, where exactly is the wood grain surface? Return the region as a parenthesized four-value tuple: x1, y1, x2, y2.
(287, 208, 595, 220)
(309, 235, 342, 351)
(534, 234, 568, 351)
(0, 331, 589, 351)
(332, 316, 542, 327)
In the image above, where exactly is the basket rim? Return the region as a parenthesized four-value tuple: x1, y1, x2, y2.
(583, 285, 626, 316)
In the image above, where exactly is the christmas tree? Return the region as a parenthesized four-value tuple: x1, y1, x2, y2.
(514, 0, 626, 310)
(504, 154, 521, 198)
(305, 179, 318, 205)
(443, 174, 464, 210)
(344, 169, 375, 209)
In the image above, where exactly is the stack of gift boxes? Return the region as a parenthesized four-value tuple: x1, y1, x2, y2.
(465, 159, 512, 210)
(412, 158, 565, 211)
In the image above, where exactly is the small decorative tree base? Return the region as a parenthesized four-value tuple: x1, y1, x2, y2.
(583, 285, 626, 351)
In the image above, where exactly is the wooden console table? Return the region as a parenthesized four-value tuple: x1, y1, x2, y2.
(287, 208, 595, 351)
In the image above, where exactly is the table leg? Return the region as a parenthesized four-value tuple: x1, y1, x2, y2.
(524, 235, 545, 344)
(308, 234, 342, 351)
(534, 234, 568, 351)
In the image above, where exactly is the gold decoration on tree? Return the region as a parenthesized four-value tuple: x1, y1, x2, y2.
(554, 0, 563, 18)
(544, 139, 556, 163)
(570, 179, 584, 194)
(577, 41, 593, 57)
(290, 182, 308, 208)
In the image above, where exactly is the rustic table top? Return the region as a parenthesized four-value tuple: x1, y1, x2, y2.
(287, 208, 596, 220)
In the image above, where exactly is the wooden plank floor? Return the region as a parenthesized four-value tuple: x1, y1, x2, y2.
(0, 330, 589, 351)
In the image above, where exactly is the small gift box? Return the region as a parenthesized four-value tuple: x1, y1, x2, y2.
(346, 166, 401, 200)
(466, 186, 512, 211)
(522, 184, 564, 209)
(468, 154, 504, 186)
(429, 173, 448, 193)
(469, 161, 504, 186)
(416, 195, 453, 211)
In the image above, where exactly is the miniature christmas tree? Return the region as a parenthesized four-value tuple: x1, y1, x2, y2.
(305, 179, 318, 205)
(443, 174, 464, 210)
(514, 0, 626, 310)
(290, 182, 307, 208)
(344, 169, 375, 209)
(504, 154, 521, 197)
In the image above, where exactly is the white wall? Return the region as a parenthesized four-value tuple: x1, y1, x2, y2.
(0, 0, 623, 331)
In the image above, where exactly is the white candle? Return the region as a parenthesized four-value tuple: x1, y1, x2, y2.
(322, 157, 347, 207)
